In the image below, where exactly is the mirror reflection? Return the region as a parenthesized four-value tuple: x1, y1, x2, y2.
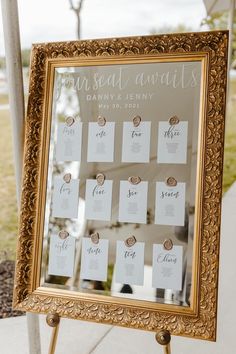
(41, 60, 202, 307)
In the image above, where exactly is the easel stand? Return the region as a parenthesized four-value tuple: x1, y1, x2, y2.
(155, 330, 171, 354)
(1, 0, 41, 353)
(46, 313, 171, 354)
(46, 314, 60, 354)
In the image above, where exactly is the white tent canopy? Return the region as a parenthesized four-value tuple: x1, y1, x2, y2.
(203, 0, 235, 73)
(203, 0, 235, 14)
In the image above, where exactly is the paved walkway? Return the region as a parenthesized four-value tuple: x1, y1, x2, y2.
(1, 183, 236, 354)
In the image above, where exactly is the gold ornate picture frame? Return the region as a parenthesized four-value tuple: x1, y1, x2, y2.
(13, 31, 228, 342)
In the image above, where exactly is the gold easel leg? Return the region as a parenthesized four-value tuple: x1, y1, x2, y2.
(46, 313, 60, 354)
(163, 343, 171, 354)
(155, 330, 171, 354)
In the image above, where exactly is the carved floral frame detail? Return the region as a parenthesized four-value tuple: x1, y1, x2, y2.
(13, 31, 228, 341)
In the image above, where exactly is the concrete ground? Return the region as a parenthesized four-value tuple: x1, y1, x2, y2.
(0, 182, 236, 354)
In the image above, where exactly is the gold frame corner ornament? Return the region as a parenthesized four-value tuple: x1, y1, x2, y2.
(13, 31, 228, 342)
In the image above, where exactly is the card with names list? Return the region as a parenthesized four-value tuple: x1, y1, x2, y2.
(87, 122, 115, 162)
(157, 121, 188, 164)
(52, 176, 79, 219)
(115, 240, 145, 286)
(152, 244, 183, 291)
(155, 182, 186, 226)
(121, 121, 151, 163)
(80, 238, 109, 282)
(85, 179, 113, 221)
(55, 121, 82, 162)
(48, 234, 76, 277)
(118, 180, 148, 224)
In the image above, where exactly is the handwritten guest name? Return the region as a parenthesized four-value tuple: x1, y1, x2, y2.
(164, 125, 180, 139)
(161, 190, 179, 199)
(63, 126, 75, 136)
(60, 183, 71, 195)
(55, 238, 70, 253)
(87, 247, 101, 255)
(124, 250, 136, 259)
(92, 185, 105, 197)
(157, 253, 177, 264)
(96, 130, 106, 138)
(131, 129, 142, 138)
(127, 188, 137, 198)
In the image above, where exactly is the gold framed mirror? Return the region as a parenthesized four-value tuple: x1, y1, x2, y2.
(13, 31, 228, 341)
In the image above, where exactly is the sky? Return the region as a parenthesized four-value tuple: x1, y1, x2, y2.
(0, 0, 207, 56)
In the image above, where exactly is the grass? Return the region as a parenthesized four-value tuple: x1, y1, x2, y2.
(0, 81, 235, 258)
(0, 94, 9, 105)
(0, 108, 18, 260)
(223, 80, 236, 193)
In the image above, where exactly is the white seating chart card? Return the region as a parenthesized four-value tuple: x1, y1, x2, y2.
(155, 182, 186, 226)
(115, 240, 145, 286)
(157, 121, 188, 164)
(118, 180, 148, 224)
(55, 121, 82, 162)
(85, 179, 113, 221)
(80, 238, 109, 282)
(121, 121, 151, 163)
(87, 122, 115, 162)
(152, 244, 183, 291)
(48, 234, 76, 277)
(52, 176, 79, 219)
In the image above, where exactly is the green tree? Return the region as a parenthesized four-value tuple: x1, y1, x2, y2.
(201, 11, 236, 63)
(0, 49, 30, 69)
(21, 49, 31, 67)
(150, 23, 193, 35)
(0, 56, 5, 69)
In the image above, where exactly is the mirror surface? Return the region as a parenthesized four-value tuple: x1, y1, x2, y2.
(41, 59, 202, 307)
